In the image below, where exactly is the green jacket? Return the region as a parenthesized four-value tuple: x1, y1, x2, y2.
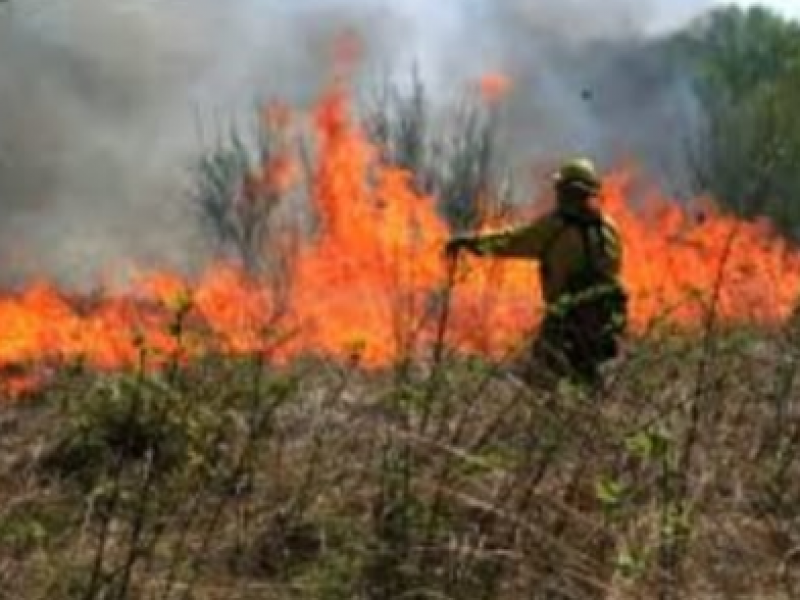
(467, 206, 623, 306)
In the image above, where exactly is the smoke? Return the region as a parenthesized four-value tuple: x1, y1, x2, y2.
(0, 0, 712, 285)
(406, 0, 714, 196)
(0, 0, 236, 285)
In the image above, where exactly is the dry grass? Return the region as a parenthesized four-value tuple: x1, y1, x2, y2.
(0, 320, 798, 600)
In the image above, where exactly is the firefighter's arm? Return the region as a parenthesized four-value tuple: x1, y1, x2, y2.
(458, 217, 554, 259)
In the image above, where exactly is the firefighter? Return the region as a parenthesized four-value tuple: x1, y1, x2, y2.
(445, 157, 628, 387)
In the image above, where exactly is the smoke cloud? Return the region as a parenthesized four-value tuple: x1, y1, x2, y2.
(0, 0, 713, 285)
(450, 0, 712, 197)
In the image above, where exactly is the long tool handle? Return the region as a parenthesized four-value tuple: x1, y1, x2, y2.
(432, 249, 459, 366)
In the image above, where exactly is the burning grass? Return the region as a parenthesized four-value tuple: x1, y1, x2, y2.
(1, 81, 800, 395)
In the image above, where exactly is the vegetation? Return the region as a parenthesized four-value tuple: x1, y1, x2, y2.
(2, 5, 800, 600)
(362, 69, 516, 231)
(678, 6, 800, 235)
(1, 317, 800, 599)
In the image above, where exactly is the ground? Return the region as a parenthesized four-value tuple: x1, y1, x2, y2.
(0, 325, 799, 599)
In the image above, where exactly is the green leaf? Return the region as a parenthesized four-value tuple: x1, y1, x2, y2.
(595, 476, 626, 512)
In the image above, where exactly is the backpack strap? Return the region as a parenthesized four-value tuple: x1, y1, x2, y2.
(552, 211, 606, 273)
(577, 216, 605, 274)
(539, 215, 570, 282)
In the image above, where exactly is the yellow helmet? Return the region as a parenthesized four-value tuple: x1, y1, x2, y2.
(553, 157, 601, 193)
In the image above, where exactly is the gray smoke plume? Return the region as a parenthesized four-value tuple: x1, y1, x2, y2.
(0, 0, 713, 285)
(448, 0, 712, 197)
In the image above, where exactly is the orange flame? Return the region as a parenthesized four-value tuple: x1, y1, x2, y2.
(477, 72, 513, 104)
(1, 85, 799, 396)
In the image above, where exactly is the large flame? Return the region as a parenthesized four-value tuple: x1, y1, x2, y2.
(1, 83, 799, 394)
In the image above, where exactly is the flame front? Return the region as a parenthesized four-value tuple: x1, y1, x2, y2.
(1, 86, 799, 393)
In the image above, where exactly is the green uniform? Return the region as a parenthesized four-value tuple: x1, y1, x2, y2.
(464, 203, 628, 386)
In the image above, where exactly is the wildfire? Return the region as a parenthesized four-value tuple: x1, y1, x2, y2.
(1, 81, 799, 395)
(477, 72, 514, 104)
